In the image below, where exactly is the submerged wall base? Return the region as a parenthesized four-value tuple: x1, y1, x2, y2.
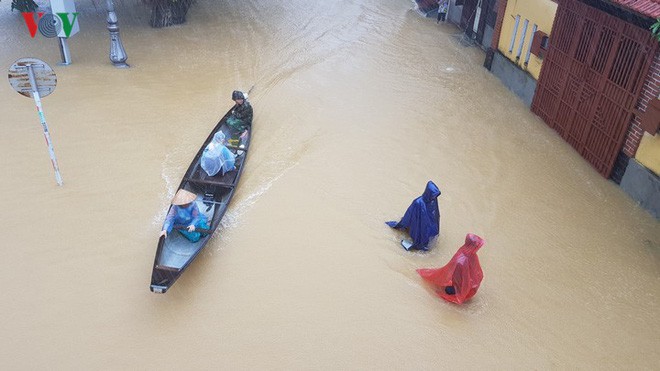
(490, 51, 537, 107)
(620, 159, 660, 219)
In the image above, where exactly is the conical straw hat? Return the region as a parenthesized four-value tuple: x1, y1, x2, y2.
(171, 189, 197, 205)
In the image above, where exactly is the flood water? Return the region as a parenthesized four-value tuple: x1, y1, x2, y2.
(1, 0, 659, 369)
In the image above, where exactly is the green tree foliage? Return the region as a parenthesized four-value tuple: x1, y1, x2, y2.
(10, 0, 39, 12)
(651, 18, 660, 42)
(143, 0, 194, 28)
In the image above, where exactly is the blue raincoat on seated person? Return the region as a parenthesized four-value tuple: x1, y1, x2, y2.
(386, 181, 441, 251)
(200, 131, 236, 177)
(162, 190, 210, 243)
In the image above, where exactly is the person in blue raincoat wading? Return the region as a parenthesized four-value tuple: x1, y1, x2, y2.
(386, 181, 441, 251)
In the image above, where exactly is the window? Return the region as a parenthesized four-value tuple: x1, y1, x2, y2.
(530, 30, 549, 59)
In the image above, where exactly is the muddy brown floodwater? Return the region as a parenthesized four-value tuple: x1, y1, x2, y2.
(1, 0, 658, 369)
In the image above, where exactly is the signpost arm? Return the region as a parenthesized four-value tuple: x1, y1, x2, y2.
(26, 64, 64, 186)
(58, 37, 72, 65)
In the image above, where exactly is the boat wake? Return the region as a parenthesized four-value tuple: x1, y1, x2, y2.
(221, 159, 298, 233)
(152, 152, 187, 228)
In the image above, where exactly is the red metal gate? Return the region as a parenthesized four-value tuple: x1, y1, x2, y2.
(531, 0, 658, 177)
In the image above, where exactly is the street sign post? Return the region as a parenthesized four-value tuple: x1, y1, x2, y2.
(51, 0, 80, 65)
(7, 58, 63, 186)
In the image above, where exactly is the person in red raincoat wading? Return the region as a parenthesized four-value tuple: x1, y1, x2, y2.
(417, 233, 485, 304)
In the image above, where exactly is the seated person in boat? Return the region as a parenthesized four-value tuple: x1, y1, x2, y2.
(159, 189, 210, 243)
(200, 131, 236, 177)
(226, 90, 253, 140)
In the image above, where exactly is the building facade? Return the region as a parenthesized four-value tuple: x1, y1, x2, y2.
(488, 0, 660, 218)
(416, 0, 500, 50)
(486, 0, 558, 106)
(457, 0, 499, 49)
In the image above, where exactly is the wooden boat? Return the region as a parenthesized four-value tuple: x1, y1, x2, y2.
(150, 107, 251, 293)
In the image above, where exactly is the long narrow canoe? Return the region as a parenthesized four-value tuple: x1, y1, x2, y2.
(150, 107, 251, 293)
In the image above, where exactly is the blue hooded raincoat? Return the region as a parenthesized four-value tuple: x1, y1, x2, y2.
(386, 181, 441, 251)
(162, 203, 209, 243)
(201, 131, 236, 177)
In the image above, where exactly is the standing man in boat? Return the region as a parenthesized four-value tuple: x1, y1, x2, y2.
(226, 90, 253, 142)
(160, 189, 210, 242)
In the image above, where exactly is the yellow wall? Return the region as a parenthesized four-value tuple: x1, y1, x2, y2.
(497, 0, 558, 80)
(635, 132, 660, 176)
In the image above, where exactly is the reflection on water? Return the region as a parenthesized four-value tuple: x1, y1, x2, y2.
(0, 0, 658, 369)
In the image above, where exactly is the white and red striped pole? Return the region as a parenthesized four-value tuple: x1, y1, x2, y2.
(26, 63, 63, 186)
